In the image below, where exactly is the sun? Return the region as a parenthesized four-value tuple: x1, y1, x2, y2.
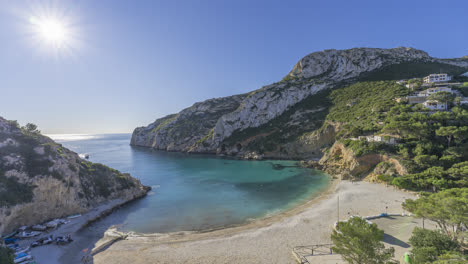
(30, 16, 70, 48)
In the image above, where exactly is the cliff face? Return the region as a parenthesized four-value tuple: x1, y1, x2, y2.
(131, 47, 468, 158)
(0, 117, 149, 234)
(313, 142, 407, 179)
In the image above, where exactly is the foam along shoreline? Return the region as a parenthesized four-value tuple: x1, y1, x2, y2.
(11, 193, 148, 264)
(84, 180, 416, 264)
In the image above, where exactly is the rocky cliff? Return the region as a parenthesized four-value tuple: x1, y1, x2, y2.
(131, 47, 468, 158)
(0, 117, 150, 234)
(306, 142, 407, 180)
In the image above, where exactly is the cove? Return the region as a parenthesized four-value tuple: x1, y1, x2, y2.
(53, 133, 330, 233)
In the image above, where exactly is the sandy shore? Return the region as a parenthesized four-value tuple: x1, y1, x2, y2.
(86, 180, 417, 264)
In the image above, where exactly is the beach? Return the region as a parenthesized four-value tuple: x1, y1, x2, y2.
(81, 180, 417, 264)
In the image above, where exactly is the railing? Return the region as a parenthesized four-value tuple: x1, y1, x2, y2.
(292, 243, 335, 264)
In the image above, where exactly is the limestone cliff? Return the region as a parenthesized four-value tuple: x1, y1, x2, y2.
(0, 117, 150, 234)
(131, 47, 468, 158)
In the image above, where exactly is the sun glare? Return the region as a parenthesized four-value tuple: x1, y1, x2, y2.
(30, 16, 70, 48)
(37, 18, 67, 44)
(22, 3, 83, 58)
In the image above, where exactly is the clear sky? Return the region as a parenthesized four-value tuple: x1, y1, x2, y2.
(1, 0, 467, 134)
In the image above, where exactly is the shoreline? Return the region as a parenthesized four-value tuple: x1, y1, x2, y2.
(89, 180, 417, 264)
(56, 174, 337, 263)
(118, 175, 339, 242)
(13, 191, 149, 264)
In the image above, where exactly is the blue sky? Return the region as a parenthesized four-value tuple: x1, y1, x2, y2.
(0, 0, 467, 134)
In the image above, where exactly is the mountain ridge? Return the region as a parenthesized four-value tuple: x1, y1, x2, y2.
(131, 47, 468, 159)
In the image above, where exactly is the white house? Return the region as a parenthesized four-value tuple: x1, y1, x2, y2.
(423, 100, 447, 110)
(358, 135, 397, 145)
(423, 73, 451, 83)
(418, 87, 453, 97)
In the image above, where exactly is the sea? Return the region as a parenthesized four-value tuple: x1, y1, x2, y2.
(50, 133, 330, 233)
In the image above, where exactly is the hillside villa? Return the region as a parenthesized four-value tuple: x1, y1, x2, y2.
(423, 73, 451, 83)
(395, 73, 468, 110)
(422, 100, 447, 110)
(417, 87, 453, 97)
(349, 135, 398, 145)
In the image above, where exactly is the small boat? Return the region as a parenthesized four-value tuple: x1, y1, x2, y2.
(18, 226, 28, 232)
(78, 153, 90, 159)
(4, 238, 19, 244)
(6, 243, 19, 249)
(14, 246, 30, 254)
(67, 214, 82, 219)
(14, 253, 33, 263)
(2, 231, 18, 239)
(45, 220, 59, 228)
(31, 225, 47, 231)
(56, 234, 73, 245)
(17, 231, 41, 238)
(31, 235, 54, 247)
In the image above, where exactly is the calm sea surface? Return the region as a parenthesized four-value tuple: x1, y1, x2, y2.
(51, 133, 330, 233)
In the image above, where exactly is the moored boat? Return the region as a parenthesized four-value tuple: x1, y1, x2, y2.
(14, 252, 33, 263)
(17, 231, 41, 238)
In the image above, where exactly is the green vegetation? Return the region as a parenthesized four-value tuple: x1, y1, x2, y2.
(151, 114, 178, 133)
(359, 62, 467, 81)
(403, 188, 467, 244)
(327, 81, 408, 138)
(380, 105, 468, 190)
(408, 228, 461, 264)
(78, 161, 136, 198)
(0, 246, 14, 264)
(195, 129, 214, 146)
(341, 139, 392, 157)
(331, 217, 396, 264)
(0, 172, 35, 207)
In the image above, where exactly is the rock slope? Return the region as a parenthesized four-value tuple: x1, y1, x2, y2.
(0, 117, 150, 234)
(131, 47, 468, 158)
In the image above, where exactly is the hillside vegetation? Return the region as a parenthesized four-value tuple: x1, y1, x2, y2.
(0, 117, 149, 234)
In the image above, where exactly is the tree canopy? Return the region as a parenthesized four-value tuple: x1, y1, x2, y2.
(331, 217, 397, 264)
(402, 188, 468, 244)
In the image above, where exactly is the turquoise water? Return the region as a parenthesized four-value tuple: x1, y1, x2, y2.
(52, 134, 329, 233)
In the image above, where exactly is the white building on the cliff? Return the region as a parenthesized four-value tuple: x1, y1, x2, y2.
(423, 100, 447, 110)
(423, 73, 451, 83)
(358, 135, 397, 145)
(418, 87, 453, 97)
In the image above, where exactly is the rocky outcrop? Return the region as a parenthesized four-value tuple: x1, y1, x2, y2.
(132, 47, 468, 158)
(131, 94, 247, 152)
(313, 142, 407, 179)
(0, 117, 150, 234)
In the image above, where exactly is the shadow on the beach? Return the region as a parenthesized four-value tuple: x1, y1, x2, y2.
(383, 233, 410, 248)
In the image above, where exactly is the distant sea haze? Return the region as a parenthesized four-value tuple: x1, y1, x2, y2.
(53, 133, 330, 233)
